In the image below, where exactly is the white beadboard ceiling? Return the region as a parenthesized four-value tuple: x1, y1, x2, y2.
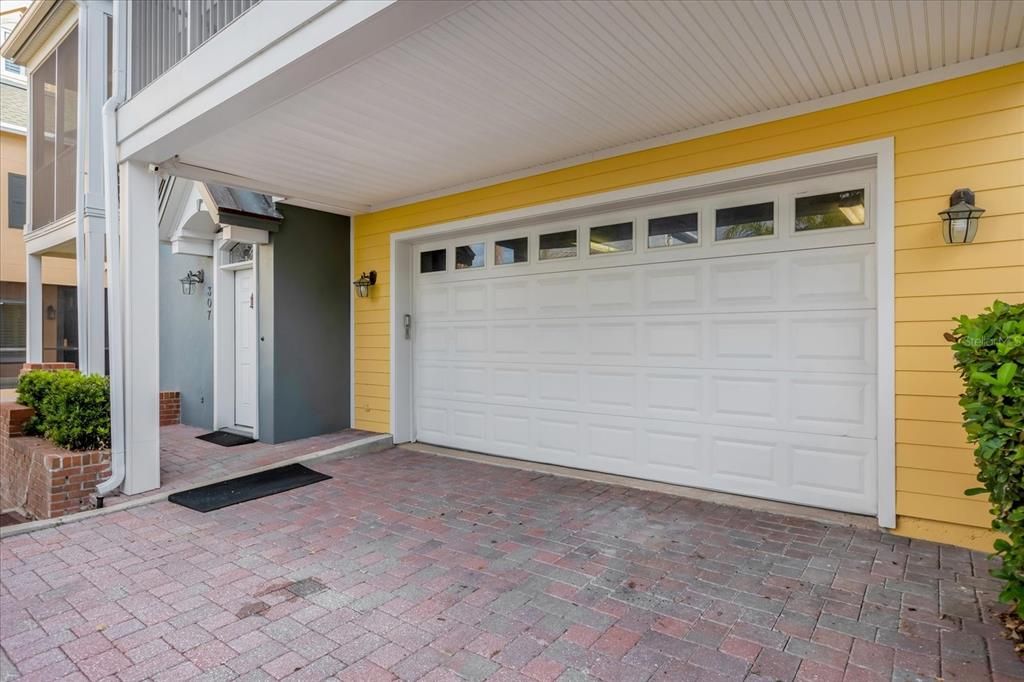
(177, 0, 1024, 212)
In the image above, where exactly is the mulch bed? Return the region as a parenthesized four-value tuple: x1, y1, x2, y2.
(1002, 610, 1024, 660)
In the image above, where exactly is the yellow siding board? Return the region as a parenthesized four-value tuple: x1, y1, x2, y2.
(895, 241, 1024, 274)
(355, 383, 390, 399)
(894, 346, 957, 373)
(897, 419, 970, 448)
(895, 320, 961, 346)
(895, 370, 963, 397)
(896, 467, 984, 499)
(895, 293, 1024, 322)
(896, 107, 1024, 152)
(895, 266, 1024, 296)
(897, 444, 976, 474)
(896, 491, 992, 527)
(352, 64, 1024, 545)
(892, 518, 996, 552)
(895, 395, 962, 423)
(354, 417, 389, 433)
(894, 159, 1023, 202)
(894, 133, 1023, 177)
(354, 346, 389, 362)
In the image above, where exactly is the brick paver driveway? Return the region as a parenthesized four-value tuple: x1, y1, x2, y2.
(2, 447, 1021, 681)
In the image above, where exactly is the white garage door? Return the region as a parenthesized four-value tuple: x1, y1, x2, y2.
(411, 170, 878, 514)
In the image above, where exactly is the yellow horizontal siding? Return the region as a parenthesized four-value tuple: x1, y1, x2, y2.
(352, 63, 1024, 548)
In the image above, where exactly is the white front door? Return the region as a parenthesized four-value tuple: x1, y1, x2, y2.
(410, 170, 879, 515)
(234, 268, 257, 429)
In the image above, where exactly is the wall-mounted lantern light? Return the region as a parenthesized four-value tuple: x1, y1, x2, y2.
(180, 269, 205, 295)
(939, 188, 985, 244)
(46, 305, 56, 320)
(353, 271, 377, 298)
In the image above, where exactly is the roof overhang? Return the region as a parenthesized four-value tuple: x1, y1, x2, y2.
(118, 0, 1024, 214)
(0, 0, 74, 67)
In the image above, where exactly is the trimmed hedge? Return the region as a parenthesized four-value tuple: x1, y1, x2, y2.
(15, 370, 111, 451)
(949, 300, 1024, 618)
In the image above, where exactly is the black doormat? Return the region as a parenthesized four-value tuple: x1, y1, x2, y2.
(196, 430, 257, 447)
(168, 463, 331, 512)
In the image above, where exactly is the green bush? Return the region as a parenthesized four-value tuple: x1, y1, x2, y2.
(949, 300, 1024, 618)
(15, 370, 110, 451)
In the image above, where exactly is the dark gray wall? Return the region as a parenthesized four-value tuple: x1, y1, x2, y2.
(258, 205, 351, 443)
(159, 244, 214, 429)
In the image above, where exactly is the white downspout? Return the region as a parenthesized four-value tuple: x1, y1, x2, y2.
(95, 0, 127, 499)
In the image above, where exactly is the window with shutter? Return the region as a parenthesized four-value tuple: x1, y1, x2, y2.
(7, 173, 26, 228)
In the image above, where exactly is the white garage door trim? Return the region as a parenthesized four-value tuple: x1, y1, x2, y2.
(386, 138, 896, 527)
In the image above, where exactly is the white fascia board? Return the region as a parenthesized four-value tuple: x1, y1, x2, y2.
(118, 0, 472, 163)
(171, 237, 214, 257)
(220, 225, 269, 245)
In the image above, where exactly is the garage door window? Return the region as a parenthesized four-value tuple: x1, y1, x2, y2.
(455, 243, 485, 269)
(589, 221, 633, 255)
(420, 248, 446, 273)
(795, 189, 865, 231)
(539, 229, 577, 260)
(715, 202, 774, 240)
(648, 212, 698, 248)
(495, 237, 528, 265)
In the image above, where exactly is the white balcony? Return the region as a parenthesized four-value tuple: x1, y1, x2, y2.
(129, 0, 261, 94)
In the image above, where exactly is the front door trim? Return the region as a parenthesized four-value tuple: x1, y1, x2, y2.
(388, 138, 896, 527)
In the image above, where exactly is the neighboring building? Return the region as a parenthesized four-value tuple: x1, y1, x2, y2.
(0, 0, 78, 389)
(2, 0, 1022, 550)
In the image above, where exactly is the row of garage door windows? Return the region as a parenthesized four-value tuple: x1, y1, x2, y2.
(420, 188, 867, 273)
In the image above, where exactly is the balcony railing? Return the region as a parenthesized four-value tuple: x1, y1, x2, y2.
(130, 0, 261, 94)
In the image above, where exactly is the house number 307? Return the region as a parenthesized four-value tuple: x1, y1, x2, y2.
(206, 286, 213, 320)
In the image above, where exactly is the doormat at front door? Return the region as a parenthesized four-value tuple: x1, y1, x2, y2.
(168, 463, 331, 512)
(196, 430, 257, 447)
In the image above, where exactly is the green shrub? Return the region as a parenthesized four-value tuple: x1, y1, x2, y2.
(949, 300, 1024, 618)
(16, 370, 58, 434)
(15, 370, 110, 451)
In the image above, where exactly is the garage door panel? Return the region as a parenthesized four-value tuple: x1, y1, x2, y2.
(790, 247, 874, 306)
(414, 396, 877, 514)
(414, 246, 875, 323)
(416, 366, 874, 437)
(709, 259, 779, 305)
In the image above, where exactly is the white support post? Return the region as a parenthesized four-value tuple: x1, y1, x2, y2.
(119, 160, 160, 495)
(78, 2, 112, 376)
(26, 254, 43, 364)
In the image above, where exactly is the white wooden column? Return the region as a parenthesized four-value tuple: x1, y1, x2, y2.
(119, 160, 160, 495)
(25, 254, 43, 363)
(77, 2, 111, 376)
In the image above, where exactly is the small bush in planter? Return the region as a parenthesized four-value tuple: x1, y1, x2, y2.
(15, 369, 59, 434)
(15, 370, 111, 451)
(948, 300, 1024, 622)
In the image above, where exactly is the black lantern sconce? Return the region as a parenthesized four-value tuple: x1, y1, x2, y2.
(46, 305, 56, 320)
(938, 188, 985, 245)
(180, 269, 205, 295)
(353, 271, 377, 298)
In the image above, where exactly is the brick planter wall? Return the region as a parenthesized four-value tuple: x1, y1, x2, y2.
(0, 403, 35, 511)
(11, 437, 112, 519)
(1, 401, 111, 520)
(19, 362, 77, 376)
(159, 391, 181, 426)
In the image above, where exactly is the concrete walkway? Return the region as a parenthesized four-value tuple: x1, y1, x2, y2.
(1, 447, 1020, 681)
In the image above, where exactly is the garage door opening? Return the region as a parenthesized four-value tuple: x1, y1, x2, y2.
(388, 142, 896, 526)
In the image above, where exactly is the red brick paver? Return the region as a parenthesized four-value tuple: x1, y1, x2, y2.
(1, 447, 1020, 681)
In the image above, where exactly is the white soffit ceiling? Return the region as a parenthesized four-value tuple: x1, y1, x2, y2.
(178, 0, 1024, 211)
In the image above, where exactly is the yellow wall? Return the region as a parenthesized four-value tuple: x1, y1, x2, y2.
(354, 64, 1024, 550)
(0, 130, 78, 286)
